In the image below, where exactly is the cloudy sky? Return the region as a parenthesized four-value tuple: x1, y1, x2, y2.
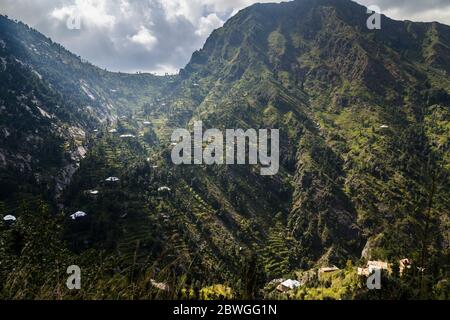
(1, 0, 449, 74)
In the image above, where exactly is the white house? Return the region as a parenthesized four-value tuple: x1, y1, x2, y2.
(3, 215, 17, 222)
(105, 177, 120, 182)
(368, 260, 389, 273)
(71, 211, 87, 220)
(358, 260, 390, 277)
(357, 267, 370, 276)
(276, 279, 301, 292)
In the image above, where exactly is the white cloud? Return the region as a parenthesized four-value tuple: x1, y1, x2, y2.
(356, 0, 450, 24)
(129, 26, 158, 51)
(195, 13, 224, 37)
(383, 5, 450, 24)
(51, 0, 116, 29)
(150, 64, 180, 75)
(1, 0, 449, 74)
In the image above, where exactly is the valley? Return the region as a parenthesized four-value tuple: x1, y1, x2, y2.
(0, 0, 449, 300)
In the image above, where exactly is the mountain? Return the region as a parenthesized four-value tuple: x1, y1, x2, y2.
(161, 0, 450, 268)
(0, 0, 449, 299)
(0, 15, 171, 201)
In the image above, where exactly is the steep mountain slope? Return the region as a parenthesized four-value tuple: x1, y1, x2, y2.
(156, 0, 450, 270)
(0, 0, 449, 299)
(63, 0, 449, 282)
(0, 15, 171, 201)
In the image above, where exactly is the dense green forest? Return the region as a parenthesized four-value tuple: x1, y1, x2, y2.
(0, 0, 449, 300)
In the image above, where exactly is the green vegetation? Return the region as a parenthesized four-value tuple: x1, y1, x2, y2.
(0, 0, 449, 300)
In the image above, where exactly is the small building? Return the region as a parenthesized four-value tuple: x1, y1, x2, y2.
(105, 177, 120, 182)
(150, 279, 169, 292)
(71, 211, 87, 220)
(120, 134, 136, 138)
(358, 260, 390, 277)
(89, 190, 99, 195)
(267, 278, 284, 287)
(318, 266, 340, 280)
(399, 258, 412, 276)
(143, 121, 151, 126)
(357, 267, 369, 276)
(368, 260, 389, 273)
(319, 266, 339, 274)
(380, 125, 389, 129)
(276, 279, 301, 292)
(109, 129, 117, 133)
(3, 215, 17, 222)
(158, 186, 171, 192)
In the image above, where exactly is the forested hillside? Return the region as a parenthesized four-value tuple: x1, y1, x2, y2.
(0, 0, 449, 299)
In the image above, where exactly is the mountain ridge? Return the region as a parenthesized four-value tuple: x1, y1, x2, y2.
(0, 0, 449, 299)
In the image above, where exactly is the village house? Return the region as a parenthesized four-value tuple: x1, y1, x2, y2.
(71, 211, 87, 220)
(3, 215, 16, 222)
(368, 260, 389, 273)
(399, 258, 412, 276)
(120, 134, 136, 138)
(150, 279, 169, 292)
(276, 279, 301, 293)
(318, 266, 339, 280)
(357, 267, 370, 276)
(358, 260, 390, 276)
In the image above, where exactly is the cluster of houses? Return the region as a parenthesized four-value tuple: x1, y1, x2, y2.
(274, 259, 413, 293)
(357, 259, 412, 277)
(1, 124, 170, 227)
(67, 175, 172, 221)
